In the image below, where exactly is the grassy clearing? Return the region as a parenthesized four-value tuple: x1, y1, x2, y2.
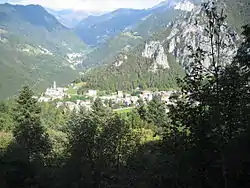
(66, 87, 77, 95)
(66, 82, 86, 95)
(0, 132, 13, 151)
(114, 107, 134, 114)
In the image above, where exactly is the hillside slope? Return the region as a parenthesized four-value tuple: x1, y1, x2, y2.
(79, 0, 249, 69)
(0, 3, 88, 99)
(46, 8, 105, 28)
(74, 8, 151, 46)
(80, 0, 193, 68)
(83, 38, 185, 91)
(82, 0, 247, 91)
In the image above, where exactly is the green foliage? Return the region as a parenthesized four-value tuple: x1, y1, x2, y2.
(75, 9, 149, 46)
(13, 86, 52, 161)
(147, 95, 168, 127)
(47, 129, 68, 157)
(83, 49, 184, 92)
(0, 132, 13, 152)
(166, 3, 250, 187)
(91, 98, 112, 119)
(137, 99, 148, 121)
(61, 95, 92, 102)
(136, 96, 170, 135)
(0, 101, 14, 131)
(1, 2, 250, 188)
(0, 3, 87, 99)
(83, 31, 144, 67)
(40, 102, 69, 131)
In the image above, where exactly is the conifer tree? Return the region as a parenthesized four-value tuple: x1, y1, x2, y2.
(13, 86, 52, 162)
(65, 109, 98, 188)
(168, 1, 250, 187)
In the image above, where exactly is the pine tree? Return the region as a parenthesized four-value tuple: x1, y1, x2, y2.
(167, 2, 250, 187)
(136, 98, 147, 121)
(147, 95, 166, 126)
(13, 86, 52, 162)
(92, 98, 111, 119)
(65, 110, 99, 188)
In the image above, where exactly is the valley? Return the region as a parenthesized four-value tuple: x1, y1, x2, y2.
(36, 81, 175, 112)
(0, 0, 249, 99)
(0, 3, 88, 99)
(0, 1, 250, 187)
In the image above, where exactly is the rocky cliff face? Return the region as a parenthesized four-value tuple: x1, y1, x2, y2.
(166, 3, 240, 69)
(174, 0, 196, 11)
(82, 0, 247, 92)
(141, 1, 240, 72)
(142, 41, 169, 72)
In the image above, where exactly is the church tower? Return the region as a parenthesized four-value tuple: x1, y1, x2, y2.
(53, 81, 56, 90)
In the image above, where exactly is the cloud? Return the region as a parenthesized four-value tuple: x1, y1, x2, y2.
(1, 0, 166, 11)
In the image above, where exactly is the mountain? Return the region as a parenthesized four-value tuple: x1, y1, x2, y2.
(80, 0, 195, 68)
(46, 8, 105, 28)
(74, 0, 199, 47)
(0, 3, 88, 99)
(82, 0, 249, 91)
(79, 0, 249, 69)
(74, 8, 151, 46)
(83, 43, 185, 91)
(80, 31, 145, 68)
(222, 0, 250, 31)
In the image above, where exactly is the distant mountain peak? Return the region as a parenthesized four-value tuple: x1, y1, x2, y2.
(153, 0, 199, 10)
(174, 0, 195, 11)
(0, 3, 66, 31)
(0, 3, 87, 99)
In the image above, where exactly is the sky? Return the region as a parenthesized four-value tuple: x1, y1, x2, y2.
(0, 0, 166, 11)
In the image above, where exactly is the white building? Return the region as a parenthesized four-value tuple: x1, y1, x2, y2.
(87, 90, 97, 97)
(140, 91, 153, 101)
(38, 97, 51, 102)
(117, 91, 123, 98)
(44, 81, 67, 100)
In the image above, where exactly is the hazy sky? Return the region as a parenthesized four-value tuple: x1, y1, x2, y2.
(0, 0, 166, 11)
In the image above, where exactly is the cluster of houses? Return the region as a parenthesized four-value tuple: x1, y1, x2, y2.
(38, 81, 68, 102)
(38, 81, 174, 112)
(54, 90, 174, 112)
(56, 100, 92, 112)
(98, 90, 173, 107)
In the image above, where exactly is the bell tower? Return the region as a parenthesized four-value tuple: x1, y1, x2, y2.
(53, 81, 56, 90)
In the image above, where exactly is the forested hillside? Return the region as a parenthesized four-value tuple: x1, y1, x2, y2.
(80, 0, 193, 67)
(0, 3, 87, 99)
(81, 0, 249, 88)
(74, 8, 151, 46)
(83, 45, 184, 91)
(80, 31, 145, 68)
(223, 0, 250, 30)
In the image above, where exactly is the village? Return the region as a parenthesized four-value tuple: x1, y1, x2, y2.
(37, 81, 174, 112)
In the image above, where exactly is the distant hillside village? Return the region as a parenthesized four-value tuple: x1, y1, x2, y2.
(36, 81, 174, 112)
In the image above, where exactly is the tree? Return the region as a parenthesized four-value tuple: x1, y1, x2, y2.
(92, 98, 111, 117)
(168, 1, 250, 187)
(13, 86, 52, 162)
(216, 25, 250, 186)
(0, 101, 14, 131)
(65, 110, 99, 188)
(147, 95, 167, 126)
(136, 98, 147, 121)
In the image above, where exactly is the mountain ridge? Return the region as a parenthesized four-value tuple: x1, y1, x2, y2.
(0, 3, 87, 99)
(46, 8, 106, 28)
(81, 0, 248, 92)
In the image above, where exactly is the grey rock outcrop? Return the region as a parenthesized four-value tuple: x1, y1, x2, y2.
(142, 41, 170, 72)
(165, 3, 240, 70)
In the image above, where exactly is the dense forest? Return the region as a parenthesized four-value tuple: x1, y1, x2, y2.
(82, 51, 184, 92)
(0, 2, 250, 188)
